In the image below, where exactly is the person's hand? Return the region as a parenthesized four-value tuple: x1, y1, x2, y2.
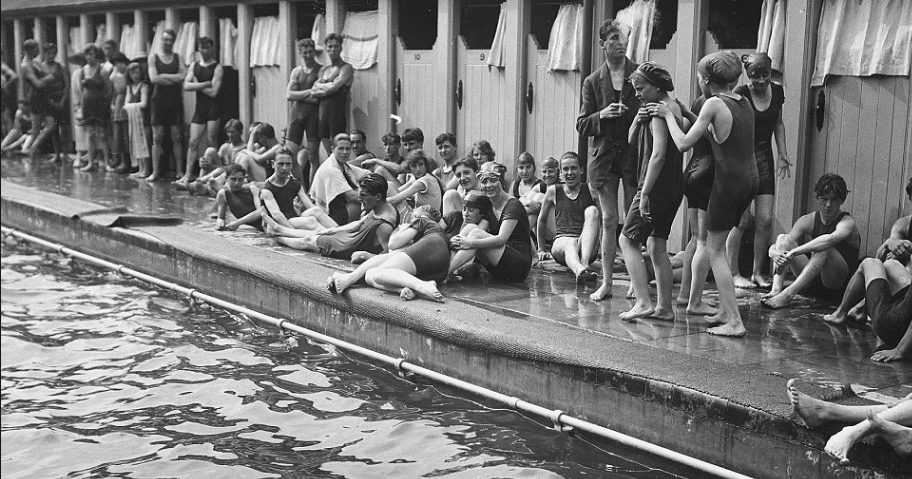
(777, 155, 792, 179)
(772, 249, 794, 272)
(199, 156, 211, 169)
(360, 158, 377, 169)
(645, 101, 671, 119)
(599, 102, 628, 120)
(639, 194, 651, 221)
(216, 218, 226, 230)
(871, 347, 904, 362)
(635, 107, 650, 124)
(538, 250, 551, 261)
(450, 234, 473, 250)
(885, 239, 912, 259)
(675, 98, 692, 118)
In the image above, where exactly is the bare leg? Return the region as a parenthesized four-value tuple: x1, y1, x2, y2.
(787, 379, 890, 428)
(170, 124, 184, 178)
(591, 177, 621, 301)
(705, 229, 747, 337)
(363, 253, 444, 302)
(647, 237, 675, 321)
(677, 208, 698, 305)
(824, 263, 867, 325)
(868, 410, 912, 459)
(751, 194, 775, 287)
(727, 208, 755, 288)
(619, 234, 655, 320)
(329, 252, 392, 293)
(181, 122, 207, 182)
(148, 125, 165, 181)
(825, 400, 912, 465)
(306, 138, 321, 186)
(764, 245, 845, 309)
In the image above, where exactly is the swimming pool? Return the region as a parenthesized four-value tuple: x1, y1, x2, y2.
(1, 241, 694, 478)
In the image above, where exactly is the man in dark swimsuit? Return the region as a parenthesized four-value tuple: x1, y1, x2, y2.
(348, 129, 375, 167)
(286, 38, 322, 187)
(311, 33, 354, 157)
(19, 39, 57, 157)
(41, 43, 69, 162)
(537, 152, 600, 282)
(147, 28, 185, 181)
(763, 173, 861, 308)
(177, 37, 223, 185)
(257, 149, 331, 231)
(216, 164, 263, 231)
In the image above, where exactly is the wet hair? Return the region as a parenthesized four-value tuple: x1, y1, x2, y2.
(402, 127, 424, 144)
(698, 51, 742, 85)
(381, 132, 401, 145)
(297, 38, 316, 49)
(598, 19, 630, 42)
(349, 129, 367, 141)
(559, 151, 581, 167)
(406, 149, 437, 173)
(257, 123, 276, 140)
(454, 156, 479, 172)
(162, 29, 177, 41)
(410, 205, 442, 223)
(111, 53, 130, 65)
(197, 36, 215, 49)
(126, 62, 145, 83)
(226, 163, 247, 177)
(472, 140, 496, 160)
(333, 132, 352, 147)
(435, 132, 457, 147)
(23, 39, 39, 51)
(516, 152, 536, 174)
(630, 61, 674, 92)
(744, 52, 773, 77)
(906, 176, 912, 200)
(541, 156, 560, 169)
(83, 44, 103, 59)
(359, 172, 388, 200)
(324, 33, 343, 45)
(224, 118, 244, 133)
(463, 191, 493, 216)
(814, 173, 849, 202)
(274, 147, 293, 162)
(103, 39, 118, 49)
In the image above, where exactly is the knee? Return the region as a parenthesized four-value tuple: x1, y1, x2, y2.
(584, 206, 600, 223)
(774, 234, 793, 249)
(754, 212, 773, 232)
(467, 228, 488, 240)
(601, 209, 619, 228)
(860, 257, 883, 272)
(646, 239, 666, 258)
(619, 234, 637, 249)
(259, 189, 274, 202)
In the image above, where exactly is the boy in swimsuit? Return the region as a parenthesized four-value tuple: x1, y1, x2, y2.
(537, 152, 601, 283)
(401, 128, 424, 152)
(433, 132, 459, 189)
(347, 129, 375, 167)
(177, 37, 223, 186)
(763, 173, 861, 309)
(362, 132, 408, 189)
(259, 149, 334, 231)
(216, 164, 262, 231)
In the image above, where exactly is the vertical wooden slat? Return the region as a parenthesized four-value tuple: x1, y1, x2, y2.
(869, 77, 896, 251)
(851, 78, 880, 253)
(886, 77, 911, 235)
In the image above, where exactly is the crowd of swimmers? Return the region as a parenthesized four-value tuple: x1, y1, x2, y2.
(2, 19, 909, 463)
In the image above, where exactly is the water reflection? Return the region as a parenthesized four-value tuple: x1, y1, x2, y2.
(2, 242, 686, 479)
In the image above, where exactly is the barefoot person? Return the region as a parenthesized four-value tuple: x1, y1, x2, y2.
(787, 380, 912, 464)
(258, 149, 332, 231)
(265, 173, 398, 259)
(177, 37, 223, 186)
(286, 38, 322, 187)
(311, 133, 370, 225)
(442, 157, 480, 216)
(19, 39, 57, 157)
(312, 33, 354, 156)
(576, 19, 640, 301)
(875, 176, 912, 267)
(620, 62, 683, 322)
(328, 205, 447, 302)
(215, 164, 262, 231)
(448, 162, 534, 283)
(537, 152, 600, 283)
(763, 173, 860, 309)
(147, 28, 185, 181)
(647, 51, 758, 337)
(361, 132, 408, 189)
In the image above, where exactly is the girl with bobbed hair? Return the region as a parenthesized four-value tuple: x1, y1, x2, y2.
(386, 149, 444, 219)
(646, 51, 759, 337)
(124, 61, 151, 179)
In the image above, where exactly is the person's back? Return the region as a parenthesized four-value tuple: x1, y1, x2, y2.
(708, 94, 758, 195)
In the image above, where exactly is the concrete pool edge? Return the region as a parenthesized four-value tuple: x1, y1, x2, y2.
(1, 181, 906, 479)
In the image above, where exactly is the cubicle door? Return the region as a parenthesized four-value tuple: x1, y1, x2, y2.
(348, 64, 383, 155)
(523, 35, 580, 163)
(251, 66, 287, 135)
(394, 38, 440, 144)
(455, 38, 511, 164)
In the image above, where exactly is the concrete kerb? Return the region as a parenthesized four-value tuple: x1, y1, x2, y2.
(1, 181, 906, 479)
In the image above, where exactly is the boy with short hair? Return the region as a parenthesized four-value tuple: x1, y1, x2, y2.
(433, 132, 458, 189)
(216, 164, 262, 231)
(361, 132, 408, 188)
(401, 127, 424, 152)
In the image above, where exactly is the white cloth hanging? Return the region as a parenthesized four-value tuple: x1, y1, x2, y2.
(311, 14, 329, 65)
(341, 11, 379, 70)
(175, 21, 199, 65)
(546, 3, 584, 72)
(487, 3, 507, 68)
(123, 103, 149, 160)
(119, 24, 143, 61)
(219, 18, 238, 68)
(94, 24, 107, 47)
(757, 0, 786, 71)
(811, 0, 912, 86)
(616, 0, 655, 64)
(150, 21, 166, 55)
(68, 27, 82, 57)
(250, 16, 281, 67)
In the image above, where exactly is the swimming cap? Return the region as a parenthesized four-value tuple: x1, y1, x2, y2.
(698, 51, 742, 84)
(541, 156, 559, 169)
(630, 61, 674, 91)
(477, 161, 507, 181)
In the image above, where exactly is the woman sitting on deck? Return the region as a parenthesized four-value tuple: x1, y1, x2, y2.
(448, 162, 534, 283)
(327, 205, 447, 302)
(386, 149, 444, 221)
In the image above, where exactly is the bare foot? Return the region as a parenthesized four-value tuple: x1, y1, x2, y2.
(400, 287, 416, 301)
(72, 158, 85, 168)
(761, 292, 792, 309)
(733, 275, 755, 289)
(325, 273, 339, 293)
(706, 322, 746, 337)
(643, 306, 675, 321)
(752, 274, 772, 289)
(846, 307, 867, 325)
(143, 174, 159, 182)
(823, 309, 848, 325)
(619, 304, 655, 321)
(675, 293, 690, 306)
(333, 272, 358, 294)
(575, 268, 598, 284)
(412, 280, 444, 302)
(787, 379, 831, 428)
(80, 162, 95, 172)
(105, 164, 116, 172)
(761, 289, 780, 301)
(261, 215, 280, 237)
(704, 311, 727, 326)
(686, 302, 719, 316)
(590, 282, 613, 301)
(625, 286, 636, 299)
(868, 411, 912, 459)
(825, 423, 866, 465)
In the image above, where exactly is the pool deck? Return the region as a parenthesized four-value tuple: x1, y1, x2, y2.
(2, 156, 910, 479)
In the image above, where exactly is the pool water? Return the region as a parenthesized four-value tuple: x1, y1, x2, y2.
(1, 241, 692, 479)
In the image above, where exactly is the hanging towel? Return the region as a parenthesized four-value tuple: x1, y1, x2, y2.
(68, 27, 83, 57)
(757, 0, 786, 71)
(811, 0, 911, 86)
(487, 4, 507, 68)
(616, 0, 655, 64)
(150, 21, 166, 55)
(546, 3, 584, 72)
(94, 24, 106, 47)
(219, 18, 238, 68)
(119, 24, 143, 61)
(310, 14, 329, 65)
(250, 16, 282, 67)
(175, 22, 199, 65)
(341, 11, 379, 70)
(123, 103, 149, 160)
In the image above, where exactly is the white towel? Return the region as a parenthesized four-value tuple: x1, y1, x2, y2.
(487, 4, 507, 68)
(311, 14, 330, 65)
(70, 67, 89, 152)
(616, 0, 655, 64)
(119, 24, 143, 61)
(219, 18, 238, 68)
(150, 21, 166, 55)
(811, 0, 912, 86)
(757, 0, 786, 71)
(250, 16, 282, 67)
(123, 103, 149, 160)
(546, 3, 584, 72)
(94, 24, 106, 47)
(311, 155, 369, 211)
(341, 11, 379, 70)
(68, 27, 82, 57)
(175, 22, 199, 65)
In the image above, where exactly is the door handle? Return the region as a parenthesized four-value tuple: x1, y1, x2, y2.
(395, 79, 401, 106)
(815, 90, 825, 132)
(526, 82, 534, 114)
(456, 80, 463, 110)
(250, 76, 256, 98)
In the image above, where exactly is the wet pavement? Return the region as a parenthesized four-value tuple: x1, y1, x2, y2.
(3, 155, 910, 406)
